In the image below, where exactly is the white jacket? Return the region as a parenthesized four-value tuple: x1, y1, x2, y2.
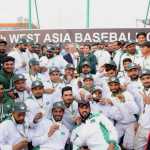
(71, 112, 119, 150)
(110, 91, 139, 124)
(29, 118, 69, 150)
(0, 117, 30, 150)
(25, 94, 53, 128)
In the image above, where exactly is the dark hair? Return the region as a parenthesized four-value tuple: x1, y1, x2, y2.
(115, 41, 122, 46)
(41, 45, 46, 50)
(0, 39, 7, 45)
(136, 32, 147, 38)
(123, 58, 132, 64)
(83, 44, 91, 49)
(91, 43, 99, 47)
(62, 86, 72, 96)
(105, 65, 117, 72)
(3, 56, 15, 64)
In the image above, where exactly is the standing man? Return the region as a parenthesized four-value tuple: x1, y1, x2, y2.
(39, 44, 54, 73)
(136, 32, 147, 46)
(25, 80, 52, 128)
(0, 56, 15, 90)
(0, 39, 7, 70)
(63, 43, 79, 68)
(107, 77, 139, 149)
(13, 74, 31, 102)
(77, 44, 97, 74)
(141, 41, 150, 70)
(24, 58, 44, 88)
(48, 43, 68, 74)
(120, 41, 141, 71)
(61, 86, 78, 131)
(0, 102, 30, 150)
(8, 38, 27, 74)
(134, 70, 150, 150)
(71, 101, 119, 150)
(94, 41, 111, 70)
(30, 101, 69, 150)
(24, 39, 39, 72)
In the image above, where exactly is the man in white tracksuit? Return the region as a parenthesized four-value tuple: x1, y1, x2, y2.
(8, 39, 27, 74)
(24, 58, 46, 88)
(71, 101, 119, 150)
(121, 63, 143, 110)
(29, 101, 69, 150)
(119, 41, 142, 72)
(24, 40, 39, 72)
(107, 77, 139, 149)
(13, 74, 31, 102)
(134, 69, 150, 150)
(43, 67, 65, 103)
(90, 86, 122, 123)
(0, 102, 30, 150)
(25, 80, 53, 128)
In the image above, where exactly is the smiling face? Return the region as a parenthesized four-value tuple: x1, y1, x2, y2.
(52, 108, 64, 122)
(108, 82, 120, 94)
(3, 61, 14, 73)
(127, 44, 136, 54)
(141, 75, 150, 89)
(81, 65, 91, 74)
(15, 80, 26, 92)
(78, 104, 91, 120)
(83, 78, 93, 88)
(137, 35, 146, 45)
(127, 68, 139, 80)
(62, 90, 73, 106)
(50, 71, 61, 82)
(12, 112, 26, 124)
(32, 86, 44, 99)
(141, 46, 150, 56)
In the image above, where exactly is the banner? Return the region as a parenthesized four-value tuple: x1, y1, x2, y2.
(0, 28, 150, 46)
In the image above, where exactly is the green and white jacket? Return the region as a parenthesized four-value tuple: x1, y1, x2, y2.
(71, 112, 120, 150)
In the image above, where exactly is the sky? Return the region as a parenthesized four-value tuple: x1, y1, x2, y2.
(0, 0, 149, 29)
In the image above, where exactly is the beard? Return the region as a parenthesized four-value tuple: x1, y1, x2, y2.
(130, 75, 139, 81)
(20, 48, 26, 52)
(53, 116, 63, 122)
(80, 111, 90, 122)
(35, 95, 43, 99)
(14, 117, 25, 124)
(144, 84, 150, 90)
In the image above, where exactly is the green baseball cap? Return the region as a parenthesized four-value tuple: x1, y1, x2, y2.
(14, 74, 26, 82)
(81, 61, 90, 67)
(125, 40, 136, 48)
(26, 39, 34, 45)
(52, 101, 65, 110)
(65, 64, 75, 69)
(105, 60, 117, 68)
(29, 58, 39, 66)
(126, 63, 138, 71)
(17, 38, 27, 44)
(32, 43, 41, 48)
(31, 80, 44, 89)
(83, 74, 93, 81)
(108, 77, 120, 84)
(12, 102, 27, 112)
(140, 69, 150, 77)
(91, 86, 102, 93)
(47, 43, 55, 52)
(49, 67, 60, 74)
